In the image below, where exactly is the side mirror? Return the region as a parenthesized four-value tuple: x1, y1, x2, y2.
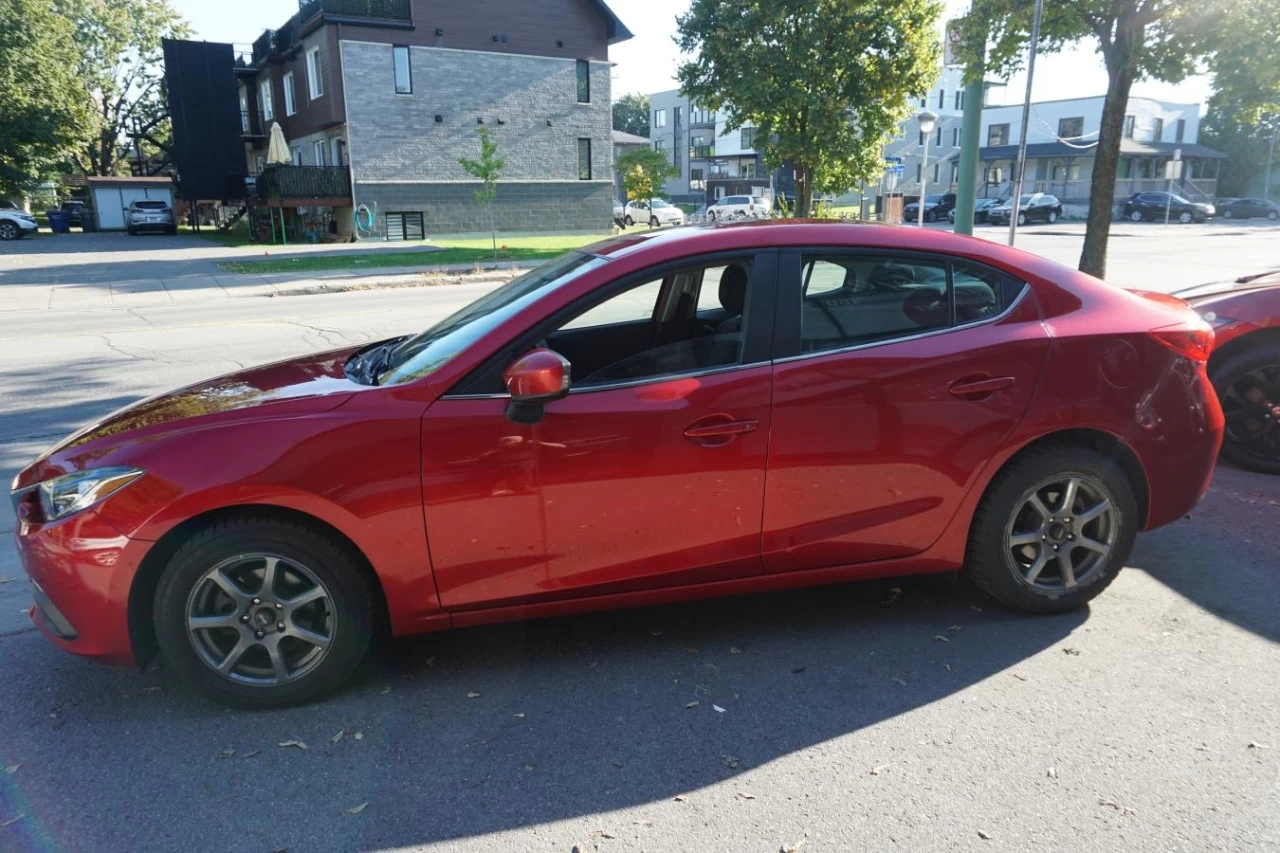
(503, 348, 571, 425)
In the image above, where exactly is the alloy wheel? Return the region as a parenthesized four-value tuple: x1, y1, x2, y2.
(1221, 364, 1280, 466)
(1005, 474, 1118, 592)
(185, 553, 337, 686)
(1129, 211, 1143, 222)
(0, 222, 16, 240)
(1179, 211, 1193, 223)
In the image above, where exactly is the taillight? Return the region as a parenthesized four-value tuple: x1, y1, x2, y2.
(1151, 325, 1214, 362)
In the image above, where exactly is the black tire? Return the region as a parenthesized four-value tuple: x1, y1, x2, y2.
(623, 215, 634, 227)
(1047, 210, 1058, 224)
(153, 516, 375, 708)
(166, 225, 178, 235)
(965, 446, 1139, 613)
(1017, 212, 1027, 226)
(1268, 211, 1278, 220)
(649, 215, 659, 227)
(1179, 211, 1193, 224)
(127, 227, 137, 235)
(1210, 343, 1280, 475)
(1222, 208, 1234, 219)
(0, 221, 17, 240)
(1128, 210, 1144, 222)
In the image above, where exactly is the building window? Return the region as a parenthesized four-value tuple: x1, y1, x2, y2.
(952, 127, 960, 147)
(385, 212, 424, 241)
(1117, 158, 1133, 179)
(282, 72, 296, 115)
(954, 90, 964, 110)
(1058, 117, 1083, 140)
(1123, 115, 1135, 138)
(259, 80, 273, 121)
(988, 123, 1009, 146)
(918, 130, 924, 146)
(239, 86, 249, 131)
(653, 109, 667, 128)
(393, 46, 412, 94)
(919, 96, 926, 107)
(932, 163, 939, 182)
(742, 160, 757, 178)
(741, 127, 758, 149)
(313, 139, 326, 166)
(578, 138, 592, 180)
(1152, 117, 1164, 142)
(916, 163, 922, 182)
(1175, 118, 1185, 142)
(935, 126, 942, 146)
(937, 89, 945, 109)
(673, 105, 682, 126)
(291, 147, 302, 165)
(306, 46, 323, 99)
(691, 105, 712, 124)
(690, 134, 712, 159)
(690, 168, 705, 190)
(576, 59, 589, 103)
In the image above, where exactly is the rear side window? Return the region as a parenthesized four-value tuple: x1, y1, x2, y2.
(798, 254, 950, 352)
(952, 260, 1027, 323)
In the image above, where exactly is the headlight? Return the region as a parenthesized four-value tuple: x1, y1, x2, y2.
(35, 467, 144, 521)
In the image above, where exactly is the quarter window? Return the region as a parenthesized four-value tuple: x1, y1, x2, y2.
(952, 260, 1027, 324)
(393, 46, 412, 94)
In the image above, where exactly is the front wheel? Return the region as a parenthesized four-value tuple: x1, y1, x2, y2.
(1017, 212, 1027, 226)
(153, 517, 375, 707)
(1211, 344, 1280, 475)
(1267, 210, 1278, 220)
(1047, 210, 1058, 224)
(649, 216, 659, 227)
(623, 215, 634, 227)
(1178, 211, 1193, 224)
(965, 446, 1138, 613)
(1222, 209, 1234, 219)
(1128, 210, 1144, 222)
(0, 221, 19, 240)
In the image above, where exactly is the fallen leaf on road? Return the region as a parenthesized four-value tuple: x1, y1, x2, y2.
(892, 676, 908, 686)
(1011, 673, 1029, 682)
(1047, 767, 1058, 779)
(1194, 743, 1209, 752)
(933, 635, 950, 643)
(0, 577, 12, 585)
(611, 761, 624, 768)
(684, 701, 700, 709)
(948, 625, 963, 632)
(331, 729, 346, 744)
(977, 830, 992, 840)
(1063, 647, 1081, 656)
(870, 764, 888, 775)
(521, 763, 534, 771)
(3, 765, 19, 775)
(730, 646, 743, 655)
(466, 691, 481, 699)
(1099, 798, 1136, 815)
(781, 839, 806, 853)
(277, 739, 307, 750)
(713, 704, 726, 713)
(242, 749, 261, 759)
(0, 815, 24, 829)
(1247, 741, 1269, 749)
(220, 749, 236, 758)
(943, 663, 952, 672)
(737, 791, 756, 800)
(514, 712, 526, 719)
(345, 802, 368, 814)
(673, 794, 688, 802)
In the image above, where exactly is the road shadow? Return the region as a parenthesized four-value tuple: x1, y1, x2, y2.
(0, 574, 1083, 851)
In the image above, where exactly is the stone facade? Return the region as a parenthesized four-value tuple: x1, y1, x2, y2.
(341, 40, 612, 233)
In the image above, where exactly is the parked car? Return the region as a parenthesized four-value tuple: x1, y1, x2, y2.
(904, 192, 957, 223)
(1122, 192, 1214, 223)
(0, 207, 39, 240)
(1173, 270, 1280, 474)
(1, 199, 18, 210)
(987, 193, 1064, 226)
(948, 197, 1001, 224)
(126, 199, 178, 235)
(707, 194, 768, 220)
(623, 198, 685, 227)
(612, 197, 625, 226)
(60, 200, 88, 227)
(1217, 197, 1279, 221)
(12, 222, 1223, 706)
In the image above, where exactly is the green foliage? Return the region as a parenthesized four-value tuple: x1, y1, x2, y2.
(1205, 0, 1280, 125)
(676, 0, 942, 217)
(617, 147, 677, 215)
(56, 0, 188, 177)
(457, 127, 507, 257)
(613, 93, 650, 137)
(0, 0, 90, 195)
(1201, 97, 1280, 199)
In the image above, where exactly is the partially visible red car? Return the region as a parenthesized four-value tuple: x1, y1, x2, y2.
(11, 222, 1222, 707)
(1175, 271, 1280, 474)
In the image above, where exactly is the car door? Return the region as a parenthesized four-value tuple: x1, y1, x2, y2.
(422, 251, 779, 610)
(761, 249, 1050, 572)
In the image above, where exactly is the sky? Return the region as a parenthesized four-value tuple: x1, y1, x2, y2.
(173, 0, 1213, 111)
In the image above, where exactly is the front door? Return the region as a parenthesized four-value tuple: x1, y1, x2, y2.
(762, 249, 1049, 572)
(423, 252, 778, 609)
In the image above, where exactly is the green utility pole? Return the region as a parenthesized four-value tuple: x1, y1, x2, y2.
(952, 21, 986, 236)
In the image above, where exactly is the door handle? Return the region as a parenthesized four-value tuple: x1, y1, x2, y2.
(949, 376, 1015, 399)
(683, 418, 758, 446)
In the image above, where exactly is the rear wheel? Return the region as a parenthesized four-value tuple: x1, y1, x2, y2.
(1223, 208, 1234, 219)
(1179, 211, 1193, 224)
(1129, 210, 1144, 222)
(153, 517, 375, 707)
(623, 215, 634, 227)
(966, 446, 1138, 612)
(1047, 210, 1058, 224)
(1017, 212, 1027, 226)
(1211, 344, 1280, 475)
(1268, 210, 1278, 220)
(649, 215, 659, 227)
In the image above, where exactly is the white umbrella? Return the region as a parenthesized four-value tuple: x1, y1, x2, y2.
(266, 121, 291, 165)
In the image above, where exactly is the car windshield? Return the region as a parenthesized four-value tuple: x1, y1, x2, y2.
(133, 201, 168, 209)
(924, 194, 945, 203)
(1018, 195, 1034, 205)
(376, 251, 607, 386)
(1171, 194, 1191, 204)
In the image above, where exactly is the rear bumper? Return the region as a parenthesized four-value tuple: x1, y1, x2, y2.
(128, 221, 175, 232)
(1135, 363, 1225, 530)
(14, 509, 148, 666)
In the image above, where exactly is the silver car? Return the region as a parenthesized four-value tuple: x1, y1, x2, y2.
(127, 200, 177, 235)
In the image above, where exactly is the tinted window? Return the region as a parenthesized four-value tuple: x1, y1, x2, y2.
(798, 254, 950, 352)
(132, 200, 168, 209)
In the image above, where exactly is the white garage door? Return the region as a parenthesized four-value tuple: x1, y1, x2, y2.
(93, 188, 124, 229)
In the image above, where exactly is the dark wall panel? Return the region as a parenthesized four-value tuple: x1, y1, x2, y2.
(163, 39, 247, 200)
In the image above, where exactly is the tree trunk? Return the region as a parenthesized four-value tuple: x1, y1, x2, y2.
(795, 164, 813, 218)
(1079, 24, 1139, 278)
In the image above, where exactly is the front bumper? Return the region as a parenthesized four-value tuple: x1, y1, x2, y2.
(14, 508, 149, 666)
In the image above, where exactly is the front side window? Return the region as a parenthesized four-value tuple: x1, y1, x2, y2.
(988, 123, 1009, 146)
(306, 46, 323, 99)
(577, 138, 592, 180)
(283, 72, 296, 115)
(393, 46, 412, 94)
(576, 59, 589, 103)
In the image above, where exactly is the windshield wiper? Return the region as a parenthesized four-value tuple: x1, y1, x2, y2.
(348, 336, 408, 386)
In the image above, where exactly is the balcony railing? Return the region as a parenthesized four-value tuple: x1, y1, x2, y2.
(259, 165, 351, 200)
(298, 0, 411, 22)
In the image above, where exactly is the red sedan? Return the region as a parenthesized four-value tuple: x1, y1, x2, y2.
(1175, 271, 1280, 474)
(10, 222, 1222, 707)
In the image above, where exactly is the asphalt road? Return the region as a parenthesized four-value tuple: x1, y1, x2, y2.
(0, 227, 1277, 852)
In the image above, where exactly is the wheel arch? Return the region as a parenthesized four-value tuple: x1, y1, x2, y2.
(1208, 326, 1280, 380)
(127, 504, 392, 668)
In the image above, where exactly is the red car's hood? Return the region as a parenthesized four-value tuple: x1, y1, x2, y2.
(19, 347, 362, 486)
(1173, 270, 1280, 304)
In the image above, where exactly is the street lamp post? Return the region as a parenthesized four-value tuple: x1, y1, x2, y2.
(917, 109, 938, 227)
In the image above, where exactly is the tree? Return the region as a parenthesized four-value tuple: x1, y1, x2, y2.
(956, 0, 1221, 278)
(613, 93, 650, 137)
(457, 127, 506, 258)
(56, 0, 188, 177)
(617, 148, 677, 227)
(0, 0, 90, 196)
(676, 0, 942, 218)
(1201, 97, 1280, 199)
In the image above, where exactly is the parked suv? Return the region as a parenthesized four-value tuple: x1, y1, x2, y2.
(987, 193, 1063, 226)
(0, 207, 39, 240)
(904, 192, 957, 223)
(60, 200, 88, 227)
(1123, 192, 1214, 223)
(127, 200, 178, 235)
(707, 195, 767, 220)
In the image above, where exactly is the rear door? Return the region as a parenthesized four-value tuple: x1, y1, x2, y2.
(761, 249, 1050, 572)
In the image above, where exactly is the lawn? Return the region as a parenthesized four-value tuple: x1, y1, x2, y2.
(216, 233, 611, 274)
